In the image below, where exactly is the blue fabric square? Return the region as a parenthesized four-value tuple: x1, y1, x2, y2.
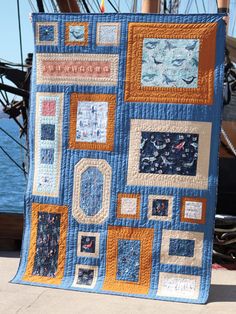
(116, 240, 141, 282)
(152, 199, 168, 216)
(39, 25, 55, 42)
(169, 239, 195, 257)
(41, 124, 55, 141)
(40, 148, 54, 164)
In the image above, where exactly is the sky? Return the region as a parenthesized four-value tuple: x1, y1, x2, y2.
(0, 0, 236, 65)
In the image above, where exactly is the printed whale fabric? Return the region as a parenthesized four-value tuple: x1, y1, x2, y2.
(12, 13, 225, 304)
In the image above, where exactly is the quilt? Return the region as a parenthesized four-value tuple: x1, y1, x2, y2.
(12, 13, 225, 304)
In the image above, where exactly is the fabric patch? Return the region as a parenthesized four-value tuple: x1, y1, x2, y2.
(40, 148, 54, 164)
(160, 229, 204, 267)
(33, 93, 64, 197)
(117, 193, 141, 219)
(116, 240, 141, 282)
(127, 119, 212, 190)
(157, 273, 201, 300)
(141, 39, 199, 88)
(140, 131, 199, 176)
(69, 93, 116, 151)
(72, 265, 98, 289)
(77, 232, 100, 258)
(36, 22, 58, 46)
(23, 203, 68, 285)
(41, 124, 55, 141)
(148, 195, 173, 221)
(32, 212, 60, 277)
(72, 159, 112, 224)
(65, 22, 88, 46)
(80, 167, 104, 216)
(41, 100, 56, 116)
(103, 226, 154, 294)
(169, 239, 195, 257)
(36, 54, 119, 86)
(181, 197, 207, 224)
(125, 22, 217, 104)
(96, 23, 120, 46)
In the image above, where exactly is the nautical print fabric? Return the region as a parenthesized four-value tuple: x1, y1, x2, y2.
(12, 13, 225, 304)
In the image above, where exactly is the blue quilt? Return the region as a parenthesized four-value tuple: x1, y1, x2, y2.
(12, 13, 225, 304)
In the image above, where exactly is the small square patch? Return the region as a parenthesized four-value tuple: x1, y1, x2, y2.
(40, 148, 54, 164)
(42, 100, 56, 116)
(41, 124, 55, 141)
(148, 195, 173, 221)
(181, 197, 207, 224)
(65, 22, 88, 46)
(72, 265, 98, 289)
(117, 193, 141, 219)
(96, 23, 120, 46)
(77, 232, 100, 258)
(36, 22, 58, 46)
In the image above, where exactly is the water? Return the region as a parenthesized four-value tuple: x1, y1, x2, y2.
(0, 118, 26, 213)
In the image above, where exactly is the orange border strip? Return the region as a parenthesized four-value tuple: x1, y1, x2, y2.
(103, 226, 154, 294)
(65, 22, 88, 46)
(117, 193, 141, 219)
(69, 93, 116, 151)
(23, 203, 68, 285)
(124, 22, 217, 105)
(181, 197, 207, 224)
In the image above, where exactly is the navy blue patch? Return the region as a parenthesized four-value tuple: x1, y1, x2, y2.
(80, 236, 96, 254)
(152, 199, 168, 216)
(77, 268, 95, 286)
(40, 148, 54, 164)
(32, 212, 61, 277)
(139, 131, 199, 176)
(39, 25, 55, 42)
(41, 124, 55, 141)
(169, 239, 195, 257)
(116, 240, 141, 282)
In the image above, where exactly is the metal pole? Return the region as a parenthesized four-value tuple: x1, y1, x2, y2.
(141, 0, 160, 13)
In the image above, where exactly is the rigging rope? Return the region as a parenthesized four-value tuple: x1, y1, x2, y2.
(0, 127, 27, 151)
(16, 0, 24, 71)
(0, 146, 28, 174)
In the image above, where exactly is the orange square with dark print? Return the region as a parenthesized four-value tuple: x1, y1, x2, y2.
(69, 93, 116, 151)
(117, 193, 141, 219)
(65, 22, 88, 46)
(103, 226, 154, 295)
(23, 203, 68, 285)
(125, 22, 217, 104)
(181, 197, 207, 224)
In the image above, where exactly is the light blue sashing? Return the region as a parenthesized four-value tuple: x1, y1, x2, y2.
(76, 101, 108, 143)
(69, 25, 85, 42)
(169, 239, 195, 257)
(116, 240, 141, 282)
(80, 167, 104, 216)
(141, 38, 199, 88)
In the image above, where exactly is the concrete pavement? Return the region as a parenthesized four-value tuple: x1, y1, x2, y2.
(0, 252, 236, 314)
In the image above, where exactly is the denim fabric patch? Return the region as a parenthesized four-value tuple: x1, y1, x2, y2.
(152, 199, 169, 216)
(39, 25, 55, 42)
(76, 268, 95, 286)
(80, 167, 104, 216)
(69, 25, 85, 42)
(40, 148, 54, 164)
(41, 124, 55, 141)
(116, 240, 141, 282)
(141, 38, 199, 88)
(76, 101, 108, 143)
(139, 131, 199, 176)
(32, 212, 61, 277)
(80, 235, 96, 253)
(169, 239, 195, 257)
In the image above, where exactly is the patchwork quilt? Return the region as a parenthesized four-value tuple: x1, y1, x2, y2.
(13, 13, 225, 304)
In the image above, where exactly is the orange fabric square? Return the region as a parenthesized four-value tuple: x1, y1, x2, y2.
(124, 22, 217, 104)
(103, 226, 154, 294)
(116, 193, 141, 219)
(181, 197, 207, 224)
(65, 22, 88, 46)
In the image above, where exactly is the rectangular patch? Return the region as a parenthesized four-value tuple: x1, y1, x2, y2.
(36, 53, 119, 86)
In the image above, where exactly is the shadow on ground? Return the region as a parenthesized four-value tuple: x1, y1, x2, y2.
(208, 284, 236, 303)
